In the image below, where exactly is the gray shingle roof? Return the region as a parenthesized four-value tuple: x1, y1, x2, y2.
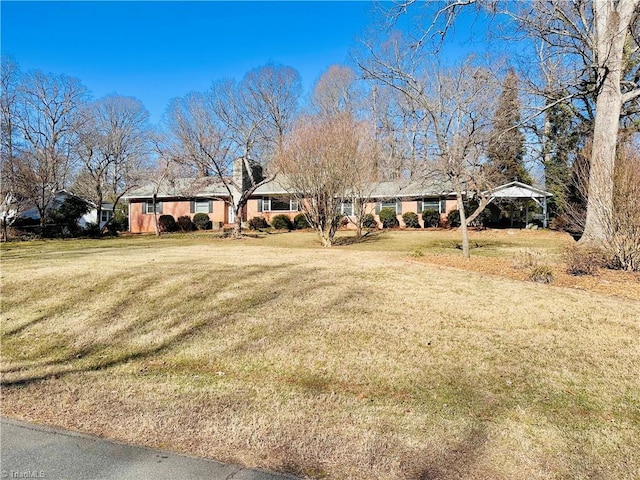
(124, 177, 231, 199)
(124, 175, 454, 200)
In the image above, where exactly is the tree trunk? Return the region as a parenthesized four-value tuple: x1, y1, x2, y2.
(456, 192, 470, 259)
(581, 0, 632, 244)
(233, 209, 242, 239)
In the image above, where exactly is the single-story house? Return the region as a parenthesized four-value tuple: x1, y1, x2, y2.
(123, 161, 552, 233)
(123, 171, 458, 233)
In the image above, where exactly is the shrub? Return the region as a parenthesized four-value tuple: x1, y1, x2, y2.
(564, 245, 606, 276)
(402, 212, 421, 228)
(293, 213, 310, 230)
(379, 208, 399, 228)
(83, 222, 101, 238)
(339, 215, 349, 227)
(176, 215, 194, 232)
(193, 212, 211, 230)
(248, 216, 270, 230)
(422, 209, 441, 228)
(49, 196, 92, 237)
(447, 209, 461, 227)
(158, 214, 177, 232)
(530, 265, 554, 283)
(446, 203, 491, 228)
(271, 214, 293, 230)
(362, 213, 377, 229)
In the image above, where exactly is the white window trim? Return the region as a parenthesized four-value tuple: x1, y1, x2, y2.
(262, 197, 298, 212)
(421, 199, 441, 214)
(145, 200, 162, 214)
(194, 199, 211, 214)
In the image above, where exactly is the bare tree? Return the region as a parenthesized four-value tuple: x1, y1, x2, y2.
(369, 83, 430, 179)
(242, 63, 302, 155)
(166, 64, 301, 239)
(12, 71, 88, 234)
(360, 35, 500, 258)
(312, 65, 359, 119)
(74, 94, 150, 233)
(0, 56, 25, 239)
(505, 0, 640, 244)
(424, 63, 500, 259)
(276, 113, 376, 247)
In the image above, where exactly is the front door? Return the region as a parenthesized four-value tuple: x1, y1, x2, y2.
(228, 204, 234, 224)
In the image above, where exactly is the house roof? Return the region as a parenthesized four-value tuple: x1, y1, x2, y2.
(123, 177, 231, 199)
(124, 175, 455, 201)
(487, 181, 552, 199)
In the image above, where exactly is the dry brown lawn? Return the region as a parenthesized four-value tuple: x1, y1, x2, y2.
(1, 230, 639, 479)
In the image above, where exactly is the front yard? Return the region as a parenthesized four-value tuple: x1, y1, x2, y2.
(1, 230, 639, 479)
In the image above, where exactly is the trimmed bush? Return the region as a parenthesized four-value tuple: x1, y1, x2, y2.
(379, 207, 399, 228)
(271, 214, 293, 230)
(422, 209, 441, 228)
(193, 212, 211, 230)
(293, 213, 310, 230)
(447, 209, 462, 227)
(362, 213, 377, 229)
(158, 214, 177, 232)
(176, 215, 194, 232)
(402, 211, 421, 228)
(446, 203, 491, 228)
(248, 216, 270, 230)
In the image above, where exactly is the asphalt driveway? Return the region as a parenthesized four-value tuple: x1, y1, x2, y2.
(1, 417, 298, 480)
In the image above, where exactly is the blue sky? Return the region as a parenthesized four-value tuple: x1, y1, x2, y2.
(2, 1, 380, 124)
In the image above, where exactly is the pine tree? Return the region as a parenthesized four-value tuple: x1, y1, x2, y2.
(487, 69, 530, 184)
(542, 95, 582, 218)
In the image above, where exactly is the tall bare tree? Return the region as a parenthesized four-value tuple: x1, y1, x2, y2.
(12, 71, 88, 233)
(165, 64, 302, 238)
(242, 63, 302, 155)
(74, 94, 150, 232)
(0, 56, 25, 239)
(312, 65, 359, 119)
(360, 31, 501, 258)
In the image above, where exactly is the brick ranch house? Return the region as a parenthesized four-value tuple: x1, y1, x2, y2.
(123, 157, 552, 233)
(123, 169, 458, 234)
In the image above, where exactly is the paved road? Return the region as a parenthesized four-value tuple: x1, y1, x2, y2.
(1, 417, 298, 480)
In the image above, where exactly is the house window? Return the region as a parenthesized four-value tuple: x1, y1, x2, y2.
(377, 200, 400, 215)
(341, 201, 353, 216)
(101, 210, 112, 223)
(193, 199, 211, 214)
(261, 197, 298, 211)
(420, 199, 440, 213)
(145, 201, 163, 214)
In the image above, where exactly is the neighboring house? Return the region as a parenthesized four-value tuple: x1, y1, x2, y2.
(17, 190, 114, 230)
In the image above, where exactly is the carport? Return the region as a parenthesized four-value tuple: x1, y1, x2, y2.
(486, 181, 553, 228)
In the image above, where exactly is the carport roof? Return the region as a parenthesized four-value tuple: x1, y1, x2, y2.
(487, 181, 552, 199)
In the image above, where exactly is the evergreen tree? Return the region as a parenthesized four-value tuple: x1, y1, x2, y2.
(487, 69, 530, 184)
(542, 95, 582, 218)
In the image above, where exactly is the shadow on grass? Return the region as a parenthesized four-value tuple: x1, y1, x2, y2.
(0, 262, 344, 389)
(332, 230, 385, 246)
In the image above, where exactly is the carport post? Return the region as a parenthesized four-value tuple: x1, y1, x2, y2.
(542, 195, 548, 228)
